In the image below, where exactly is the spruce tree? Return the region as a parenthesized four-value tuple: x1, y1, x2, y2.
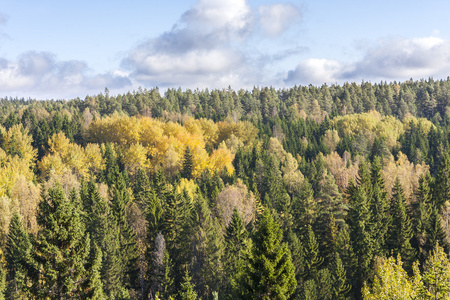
(330, 252, 350, 300)
(387, 177, 415, 269)
(224, 208, 249, 299)
(413, 174, 432, 264)
(369, 156, 389, 256)
(179, 269, 198, 300)
(190, 195, 225, 299)
(424, 206, 448, 256)
(347, 179, 374, 298)
(5, 213, 33, 298)
(34, 185, 91, 298)
(238, 209, 296, 300)
(182, 146, 194, 180)
(110, 173, 138, 293)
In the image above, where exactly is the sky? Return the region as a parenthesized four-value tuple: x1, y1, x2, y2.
(1, 0, 450, 99)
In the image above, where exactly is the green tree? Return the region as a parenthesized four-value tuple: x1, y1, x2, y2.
(387, 177, 415, 269)
(418, 244, 450, 299)
(5, 213, 33, 298)
(238, 209, 296, 300)
(330, 252, 350, 300)
(182, 146, 194, 180)
(34, 185, 91, 298)
(179, 269, 198, 300)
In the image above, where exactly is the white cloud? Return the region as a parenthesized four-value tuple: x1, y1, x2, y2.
(286, 36, 450, 85)
(0, 52, 131, 99)
(285, 58, 342, 85)
(342, 36, 450, 80)
(123, 0, 255, 89)
(259, 3, 301, 37)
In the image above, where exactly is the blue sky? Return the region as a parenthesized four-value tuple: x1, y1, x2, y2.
(1, 0, 450, 99)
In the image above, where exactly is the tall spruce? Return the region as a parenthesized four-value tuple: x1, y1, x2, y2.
(369, 156, 389, 256)
(387, 177, 415, 269)
(5, 213, 33, 298)
(238, 209, 296, 300)
(34, 185, 91, 298)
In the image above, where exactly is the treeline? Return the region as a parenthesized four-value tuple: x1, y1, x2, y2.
(1, 78, 450, 299)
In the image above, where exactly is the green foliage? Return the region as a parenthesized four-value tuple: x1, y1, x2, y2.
(238, 209, 296, 300)
(34, 185, 91, 298)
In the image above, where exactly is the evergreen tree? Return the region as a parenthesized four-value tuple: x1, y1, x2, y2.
(110, 173, 139, 293)
(179, 270, 198, 300)
(303, 225, 323, 281)
(387, 178, 415, 269)
(330, 252, 350, 300)
(190, 195, 225, 299)
(424, 206, 448, 256)
(238, 209, 296, 300)
(369, 156, 389, 256)
(413, 174, 432, 264)
(224, 208, 249, 299)
(434, 151, 450, 210)
(182, 146, 194, 180)
(347, 179, 374, 298)
(85, 245, 105, 300)
(34, 185, 91, 298)
(5, 213, 33, 298)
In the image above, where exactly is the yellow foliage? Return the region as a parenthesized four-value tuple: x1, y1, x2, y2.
(1, 124, 37, 166)
(87, 115, 235, 178)
(332, 110, 404, 149)
(403, 115, 435, 135)
(209, 146, 235, 175)
(39, 133, 105, 179)
(382, 152, 429, 201)
(175, 178, 198, 201)
(122, 143, 149, 175)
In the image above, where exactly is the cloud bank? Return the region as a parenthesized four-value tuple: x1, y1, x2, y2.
(0, 52, 131, 99)
(285, 36, 450, 85)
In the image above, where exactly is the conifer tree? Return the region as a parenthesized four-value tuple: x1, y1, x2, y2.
(224, 208, 249, 299)
(369, 156, 389, 256)
(110, 172, 138, 292)
(413, 174, 432, 264)
(34, 185, 91, 298)
(182, 146, 194, 180)
(5, 213, 33, 298)
(434, 151, 450, 210)
(424, 206, 449, 256)
(330, 252, 351, 300)
(179, 269, 198, 300)
(387, 177, 415, 269)
(85, 245, 105, 300)
(238, 209, 296, 300)
(347, 179, 374, 298)
(190, 195, 225, 299)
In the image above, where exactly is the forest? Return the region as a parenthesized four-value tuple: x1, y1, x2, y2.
(1, 78, 450, 299)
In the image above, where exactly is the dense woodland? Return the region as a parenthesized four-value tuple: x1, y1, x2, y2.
(2, 78, 450, 299)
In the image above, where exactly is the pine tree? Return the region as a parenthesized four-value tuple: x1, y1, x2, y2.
(5, 213, 33, 298)
(34, 185, 91, 298)
(238, 209, 296, 299)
